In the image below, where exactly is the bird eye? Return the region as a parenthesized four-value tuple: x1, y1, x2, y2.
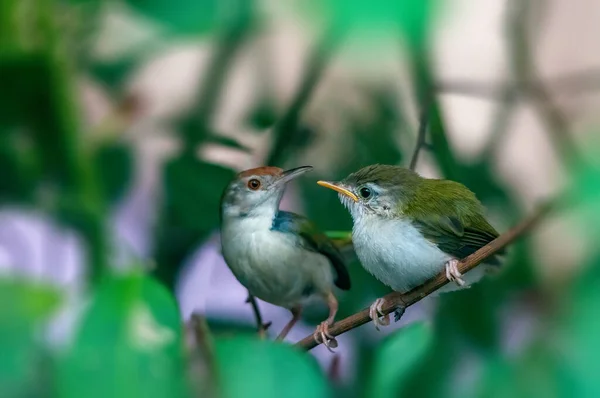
(247, 179, 261, 190)
(359, 187, 372, 199)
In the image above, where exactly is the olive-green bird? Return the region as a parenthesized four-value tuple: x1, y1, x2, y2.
(318, 164, 503, 328)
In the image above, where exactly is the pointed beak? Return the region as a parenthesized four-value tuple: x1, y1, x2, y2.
(317, 181, 359, 202)
(276, 165, 313, 185)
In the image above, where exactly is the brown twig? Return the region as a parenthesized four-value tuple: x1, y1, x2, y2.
(246, 293, 272, 337)
(295, 200, 554, 350)
(408, 106, 430, 171)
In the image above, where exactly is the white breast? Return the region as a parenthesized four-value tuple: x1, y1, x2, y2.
(221, 217, 334, 308)
(352, 217, 452, 292)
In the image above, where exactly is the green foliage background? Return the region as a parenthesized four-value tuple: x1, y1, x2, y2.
(1, 0, 599, 397)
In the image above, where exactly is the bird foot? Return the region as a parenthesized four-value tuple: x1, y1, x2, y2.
(369, 298, 391, 331)
(313, 321, 338, 353)
(445, 259, 466, 286)
(393, 306, 406, 323)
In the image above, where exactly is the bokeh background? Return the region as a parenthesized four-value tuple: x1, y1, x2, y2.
(2, 0, 600, 397)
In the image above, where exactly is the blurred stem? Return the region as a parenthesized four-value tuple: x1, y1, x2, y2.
(409, 47, 462, 181)
(39, 0, 107, 284)
(186, 14, 253, 146)
(507, 0, 584, 170)
(188, 313, 219, 398)
(480, 84, 519, 161)
(266, 26, 345, 166)
(408, 106, 429, 171)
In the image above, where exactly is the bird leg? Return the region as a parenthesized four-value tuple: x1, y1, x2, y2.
(313, 292, 339, 352)
(369, 297, 406, 330)
(445, 259, 466, 286)
(276, 306, 302, 341)
(369, 297, 391, 331)
(245, 294, 271, 339)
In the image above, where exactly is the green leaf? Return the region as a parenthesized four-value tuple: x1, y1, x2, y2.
(89, 59, 139, 92)
(215, 336, 330, 398)
(366, 323, 433, 398)
(298, 0, 437, 46)
(126, 0, 254, 36)
(57, 272, 188, 398)
(207, 135, 252, 152)
(93, 142, 133, 204)
(153, 156, 235, 289)
(0, 278, 62, 398)
(555, 254, 600, 397)
(475, 346, 561, 398)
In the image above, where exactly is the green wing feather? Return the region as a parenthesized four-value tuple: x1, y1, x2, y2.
(404, 180, 504, 265)
(273, 211, 351, 290)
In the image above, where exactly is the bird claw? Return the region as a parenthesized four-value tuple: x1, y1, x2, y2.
(393, 306, 406, 322)
(369, 298, 391, 331)
(313, 322, 338, 352)
(445, 259, 466, 286)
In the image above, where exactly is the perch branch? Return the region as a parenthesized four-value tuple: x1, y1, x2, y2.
(295, 200, 554, 350)
(246, 293, 272, 337)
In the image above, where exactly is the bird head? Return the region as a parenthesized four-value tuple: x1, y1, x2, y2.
(317, 164, 421, 221)
(221, 165, 313, 219)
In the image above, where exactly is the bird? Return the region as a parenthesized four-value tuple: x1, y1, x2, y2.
(220, 165, 351, 347)
(317, 164, 502, 329)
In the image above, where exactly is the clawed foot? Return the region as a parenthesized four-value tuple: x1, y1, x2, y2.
(393, 306, 406, 322)
(313, 322, 338, 353)
(445, 259, 466, 287)
(369, 298, 391, 331)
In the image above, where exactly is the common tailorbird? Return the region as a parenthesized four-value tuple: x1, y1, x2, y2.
(220, 166, 350, 347)
(317, 164, 502, 328)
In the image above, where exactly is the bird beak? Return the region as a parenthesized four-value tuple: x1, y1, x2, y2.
(317, 181, 359, 202)
(276, 165, 314, 185)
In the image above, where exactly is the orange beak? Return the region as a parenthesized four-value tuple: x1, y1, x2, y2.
(317, 181, 358, 202)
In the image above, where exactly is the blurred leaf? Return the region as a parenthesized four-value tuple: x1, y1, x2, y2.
(215, 336, 330, 398)
(89, 59, 139, 92)
(0, 128, 40, 203)
(246, 100, 277, 130)
(367, 323, 433, 398)
(207, 135, 252, 152)
(0, 278, 62, 398)
(556, 254, 600, 397)
(93, 142, 133, 204)
(475, 345, 561, 398)
(153, 156, 235, 289)
(58, 272, 188, 398)
(126, 0, 254, 36)
(299, 0, 436, 46)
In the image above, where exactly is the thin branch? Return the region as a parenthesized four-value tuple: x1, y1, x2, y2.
(508, 0, 583, 169)
(266, 25, 345, 166)
(295, 200, 554, 350)
(184, 11, 252, 145)
(436, 68, 600, 101)
(408, 107, 429, 171)
(246, 293, 272, 337)
(480, 79, 520, 161)
(188, 313, 219, 397)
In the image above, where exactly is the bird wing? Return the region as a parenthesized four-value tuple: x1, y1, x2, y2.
(272, 211, 351, 290)
(407, 180, 504, 265)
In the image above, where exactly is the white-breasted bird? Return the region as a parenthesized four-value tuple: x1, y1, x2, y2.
(318, 164, 503, 328)
(220, 165, 351, 347)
